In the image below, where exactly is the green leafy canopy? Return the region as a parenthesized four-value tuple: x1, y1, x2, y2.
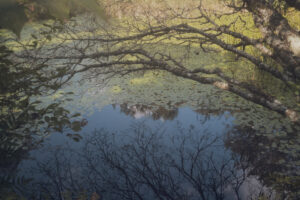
(0, 0, 105, 37)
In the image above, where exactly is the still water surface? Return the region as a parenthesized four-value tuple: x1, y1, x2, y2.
(1, 68, 299, 199)
(0, 15, 300, 199)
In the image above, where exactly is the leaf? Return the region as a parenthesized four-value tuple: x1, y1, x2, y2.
(0, 0, 105, 36)
(66, 133, 83, 142)
(0, 1, 28, 37)
(32, 100, 42, 104)
(43, 0, 71, 20)
(80, 119, 88, 127)
(47, 103, 59, 110)
(71, 0, 105, 17)
(38, 0, 105, 20)
(46, 35, 52, 41)
(31, 41, 38, 48)
(71, 113, 81, 117)
(71, 121, 82, 132)
(31, 34, 37, 39)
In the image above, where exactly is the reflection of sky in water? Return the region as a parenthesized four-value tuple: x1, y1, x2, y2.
(19, 105, 234, 179)
(86, 106, 233, 133)
(18, 105, 261, 200)
(17, 105, 273, 199)
(13, 70, 287, 198)
(34, 105, 234, 150)
(1, 16, 296, 199)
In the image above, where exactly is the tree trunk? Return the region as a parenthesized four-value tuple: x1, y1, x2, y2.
(244, 0, 300, 79)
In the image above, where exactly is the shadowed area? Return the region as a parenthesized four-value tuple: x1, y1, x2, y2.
(1, 0, 300, 199)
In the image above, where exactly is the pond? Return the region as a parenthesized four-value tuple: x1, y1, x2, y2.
(1, 62, 299, 199)
(1, 9, 300, 200)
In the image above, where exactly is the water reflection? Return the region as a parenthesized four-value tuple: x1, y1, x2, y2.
(225, 126, 300, 198)
(0, 45, 86, 198)
(1, 40, 300, 199)
(118, 103, 178, 120)
(5, 118, 276, 200)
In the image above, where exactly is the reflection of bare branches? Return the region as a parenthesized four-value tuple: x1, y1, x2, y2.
(224, 125, 300, 198)
(23, 122, 274, 199)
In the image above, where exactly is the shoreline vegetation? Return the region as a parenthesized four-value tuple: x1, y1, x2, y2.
(1, 0, 300, 125)
(1, 1, 300, 199)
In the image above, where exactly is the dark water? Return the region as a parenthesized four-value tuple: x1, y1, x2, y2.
(15, 106, 234, 199)
(1, 19, 300, 200)
(1, 66, 299, 199)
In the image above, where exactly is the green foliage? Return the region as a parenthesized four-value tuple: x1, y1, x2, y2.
(0, 0, 105, 36)
(268, 0, 288, 11)
(0, 45, 87, 172)
(0, 0, 27, 37)
(35, 0, 105, 20)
